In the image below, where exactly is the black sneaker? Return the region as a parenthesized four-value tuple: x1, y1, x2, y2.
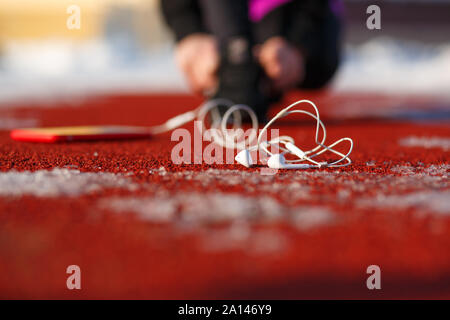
(211, 36, 270, 123)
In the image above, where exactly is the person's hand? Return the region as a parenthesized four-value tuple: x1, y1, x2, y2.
(175, 33, 219, 94)
(256, 37, 305, 91)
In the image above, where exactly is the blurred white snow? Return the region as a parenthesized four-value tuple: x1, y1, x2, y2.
(0, 37, 449, 105)
(333, 37, 450, 96)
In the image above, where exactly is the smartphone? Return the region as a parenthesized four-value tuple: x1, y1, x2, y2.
(10, 125, 153, 143)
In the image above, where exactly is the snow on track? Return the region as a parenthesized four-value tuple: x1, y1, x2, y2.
(399, 136, 450, 151)
(0, 168, 138, 197)
(100, 192, 336, 253)
(148, 166, 449, 206)
(357, 190, 450, 215)
(96, 163, 448, 250)
(0, 117, 39, 130)
(100, 192, 335, 229)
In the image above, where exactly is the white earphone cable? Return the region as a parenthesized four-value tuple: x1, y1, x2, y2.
(149, 98, 353, 169)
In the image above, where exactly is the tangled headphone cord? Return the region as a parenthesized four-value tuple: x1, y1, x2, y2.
(149, 99, 353, 169)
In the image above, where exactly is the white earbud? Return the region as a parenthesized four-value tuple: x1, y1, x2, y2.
(267, 154, 312, 169)
(234, 140, 279, 168)
(235, 149, 254, 168)
(284, 142, 306, 159)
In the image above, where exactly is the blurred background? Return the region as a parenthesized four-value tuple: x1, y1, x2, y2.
(0, 0, 449, 104)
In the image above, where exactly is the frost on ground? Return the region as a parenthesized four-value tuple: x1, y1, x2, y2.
(355, 164, 450, 215)
(399, 136, 450, 151)
(0, 168, 138, 197)
(145, 165, 449, 216)
(152, 165, 448, 201)
(390, 164, 449, 176)
(357, 191, 450, 216)
(0, 117, 39, 129)
(99, 192, 336, 254)
(164, 168, 312, 203)
(201, 223, 288, 254)
(100, 192, 335, 229)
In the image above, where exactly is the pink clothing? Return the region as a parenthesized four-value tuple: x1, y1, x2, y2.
(249, 0, 342, 22)
(248, 0, 292, 22)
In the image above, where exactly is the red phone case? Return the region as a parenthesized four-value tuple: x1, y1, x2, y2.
(10, 126, 153, 143)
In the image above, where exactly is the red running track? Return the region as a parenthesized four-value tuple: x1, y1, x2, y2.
(0, 91, 449, 299)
